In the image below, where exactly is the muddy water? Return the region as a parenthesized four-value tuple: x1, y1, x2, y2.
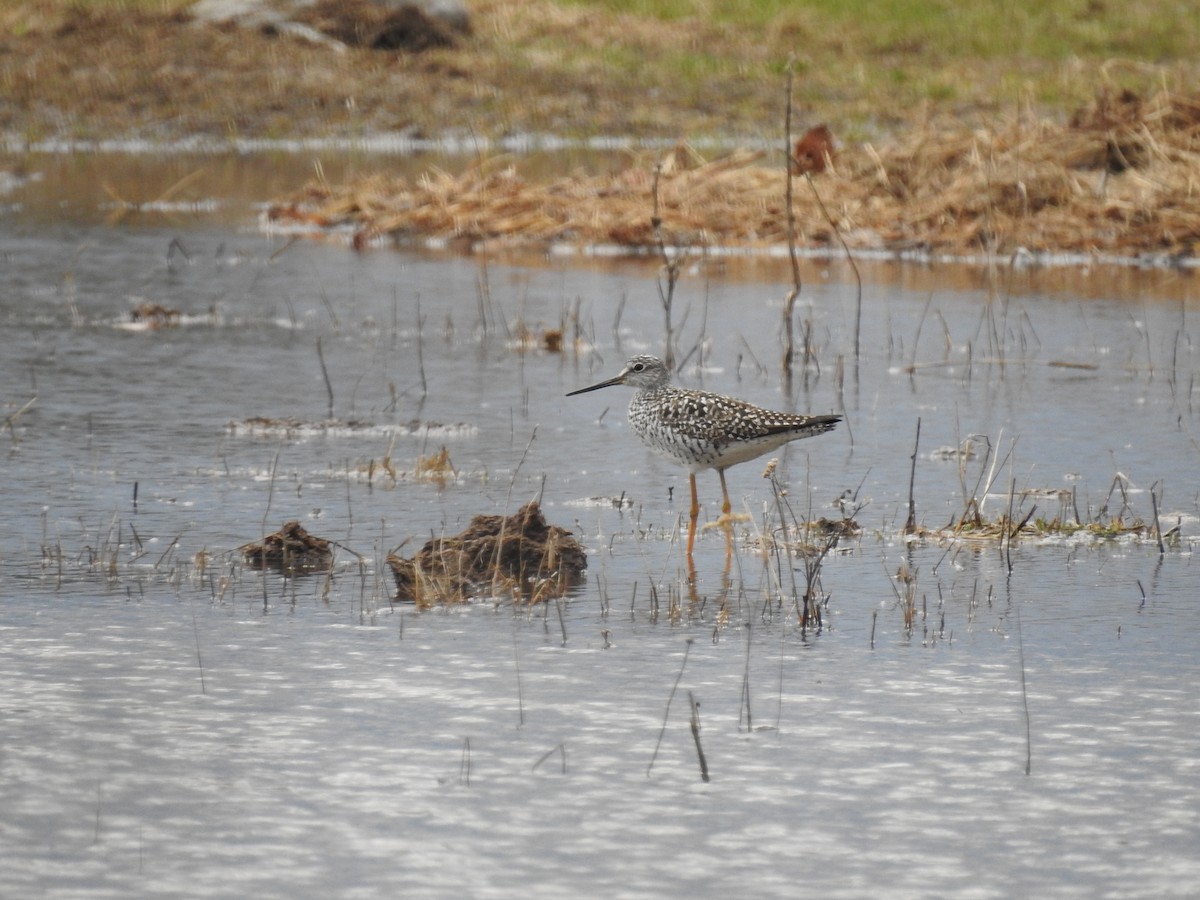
(2, 153, 1199, 899)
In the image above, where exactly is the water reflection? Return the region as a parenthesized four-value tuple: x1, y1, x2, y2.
(1, 154, 1198, 899)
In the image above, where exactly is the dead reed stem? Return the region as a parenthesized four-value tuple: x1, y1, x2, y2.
(532, 743, 567, 774)
(647, 638, 693, 777)
(688, 691, 710, 783)
(316, 336, 334, 419)
(905, 418, 921, 534)
(739, 623, 753, 732)
(512, 627, 525, 727)
(1016, 609, 1032, 776)
(651, 161, 682, 369)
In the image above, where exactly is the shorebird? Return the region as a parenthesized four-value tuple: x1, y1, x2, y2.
(567, 355, 841, 559)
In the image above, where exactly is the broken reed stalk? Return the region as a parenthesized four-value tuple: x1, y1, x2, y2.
(1004, 473, 1017, 574)
(512, 626, 525, 727)
(956, 433, 994, 529)
(1150, 480, 1165, 555)
(1016, 609, 1031, 776)
(258, 446, 282, 602)
(316, 336, 334, 419)
(798, 534, 837, 634)
(804, 170, 862, 361)
(766, 465, 802, 612)
(651, 162, 680, 369)
(554, 596, 567, 646)
(688, 691, 710, 783)
(189, 595, 206, 695)
(490, 426, 538, 598)
(3, 396, 37, 440)
(740, 623, 753, 732)
(905, 418, 921, 534)
(532, 743, 567, 774)
(415, 292, 428, 401)
(647, 638, 693, 777)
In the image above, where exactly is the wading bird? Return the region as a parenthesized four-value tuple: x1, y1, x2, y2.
(567, 355, 841, 563)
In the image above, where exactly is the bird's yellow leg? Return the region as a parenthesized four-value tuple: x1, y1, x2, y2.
(710, 469, 752, 526)
(718, 468, 734, 564)
(687, 472, 700, 559)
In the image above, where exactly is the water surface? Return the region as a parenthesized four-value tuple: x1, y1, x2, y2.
(1, 153, 1198, 899)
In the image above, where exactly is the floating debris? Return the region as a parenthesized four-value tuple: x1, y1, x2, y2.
(129, 302, 181, 328)
(387, 500, 587, 607)
(810, 517, 862, 539)
(241, 520, 334, 574)
(226, 416, 477, 439)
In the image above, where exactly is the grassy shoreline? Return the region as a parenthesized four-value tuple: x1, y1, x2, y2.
(2, 0, 1198, 145)
(5, 1, 1199, 260)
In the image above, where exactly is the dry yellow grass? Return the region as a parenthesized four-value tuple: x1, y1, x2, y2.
(268, 87, 1200, 258)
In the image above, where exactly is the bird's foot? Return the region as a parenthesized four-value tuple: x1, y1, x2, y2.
(703, 512, 751, 533)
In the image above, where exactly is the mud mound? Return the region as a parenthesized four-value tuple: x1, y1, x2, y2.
(387, 500, 587, 606)
(242, 520, 334, 574)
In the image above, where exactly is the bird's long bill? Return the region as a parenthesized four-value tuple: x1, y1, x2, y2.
(565, 375, 623, 397)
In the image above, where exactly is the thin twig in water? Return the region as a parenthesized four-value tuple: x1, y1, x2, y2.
(415, 292, 428, 401)
(554, 596, 568, 646)
(512, 627, 525, 727)
(905, 418, 921, 533)
(804, 170, 863, 361)
(740, 623, 753, 732)
(1016, 609, 1031, 776)
(3, 396, 36, 439)
(190, 597, 206, 695)
(316, 337, 334, 419)
(1150, 480, 1165, 555)
(648, 638, 693, 777)
(688, 691, 710, 782)
(532, 743, 567, 774)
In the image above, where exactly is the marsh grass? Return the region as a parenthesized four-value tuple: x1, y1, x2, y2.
(274, 84, 1200, 260)
(916, 434, 1160, 546)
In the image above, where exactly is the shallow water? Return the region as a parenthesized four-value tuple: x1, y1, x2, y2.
(2, 153, 1199, 899)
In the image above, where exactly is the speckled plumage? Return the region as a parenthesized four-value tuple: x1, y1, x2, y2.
(569, 355, 840, 473)
(567, 355, 841, 560)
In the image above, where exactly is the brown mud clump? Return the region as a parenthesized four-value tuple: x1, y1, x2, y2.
(387, 501, 587, 607)
(242, 521, 334, 574)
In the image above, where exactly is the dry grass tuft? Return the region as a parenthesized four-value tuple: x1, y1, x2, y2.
(387, 500, 587, 607)
(413, 445, 456, 485)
